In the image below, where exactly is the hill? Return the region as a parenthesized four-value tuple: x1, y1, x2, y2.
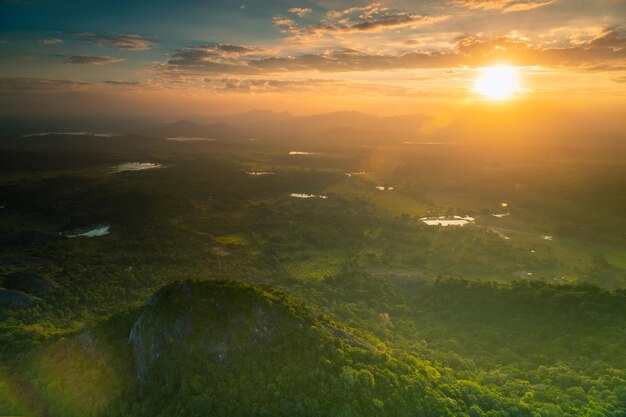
(3, 280, 518, 417)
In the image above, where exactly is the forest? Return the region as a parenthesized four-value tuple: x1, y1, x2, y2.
(0, 132, 625, 416)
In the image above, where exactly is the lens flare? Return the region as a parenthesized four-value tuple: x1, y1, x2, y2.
(474, 66, 520, 100)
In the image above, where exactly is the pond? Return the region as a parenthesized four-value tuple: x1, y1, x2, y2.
(246, 171, 274, 176)
(420, 215, 475, 227)
(108, 162, 163, 174)
(22, 132, 120, 138)
(62, 225, 110, 238)
(290, 193, 328, 199)
(492, 213, 510, 218)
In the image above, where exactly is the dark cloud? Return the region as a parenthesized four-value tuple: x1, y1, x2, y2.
(64, 55, 124, 64)
(165, 28, 626, 75)
(0, 53, 34, 60)
(167, 44, 271, 72)
(274, 3, 448, 38)
(103, 80, 141, 86)
(71, 32, 158, 50)
(213, 44, 261, 54)
(0, 77, 91, 93)
(202, 77, 411, 96)
(39, 38, 63, 45)
(589, 27, 626, 49)
(205, 77, 336, 92)
(249, 49, 458, 72)
(0, 77, 144, 94)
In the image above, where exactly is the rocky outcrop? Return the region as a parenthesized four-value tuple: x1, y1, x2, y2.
(128, 281, 296, 380)
(128, 280, 377, 382)
(0, 288, 43, 308)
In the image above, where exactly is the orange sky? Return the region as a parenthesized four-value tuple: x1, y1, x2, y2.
(0, 0, 624, 119)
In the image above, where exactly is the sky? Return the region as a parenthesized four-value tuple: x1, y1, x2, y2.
(0, 0, 625, 117)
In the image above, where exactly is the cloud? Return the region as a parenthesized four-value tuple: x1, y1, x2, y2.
(0, 53, 34, 60)
(71, 32, 158, 50)
(0, 77, 91, 93)
(288, 7, 312, 17)
(167, 43, 272, 71)
(503, 0, 556, 12)
(166, 46, 456, 75)
(452, 0, 557, 13)
(0, 77, 147, 95)
(103, 80, 142, 86)
(163, 26, 626, 76)
(589, 26, 626, 49)
(64, 55, 125, 65)
(274, 2, 448, 39)
(211, 44, 265, 54)
(205, 77, 336, 92)
(453, 27, 626, 67)
(39, 38, 63, 45)
(326, 3, 382, 19)
(201, 76, 413, 96)
(0, 74, 427, 101)
(272, 16, 296, 29)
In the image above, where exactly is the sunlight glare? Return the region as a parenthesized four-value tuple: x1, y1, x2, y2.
(474, 66, 520, 100)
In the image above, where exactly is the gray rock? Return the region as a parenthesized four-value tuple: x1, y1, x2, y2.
(0, 288, 43, 308)
(2, 271, 60, 294)
(129, 281, 284, 380)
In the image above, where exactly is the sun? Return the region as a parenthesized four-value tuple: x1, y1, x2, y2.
(474, 65, 520, 100)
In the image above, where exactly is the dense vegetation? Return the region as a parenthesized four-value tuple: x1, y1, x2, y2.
(3, 279, 624, 417)
(0, 133, 624, 416)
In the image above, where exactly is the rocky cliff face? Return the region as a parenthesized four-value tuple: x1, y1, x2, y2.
(2, 271, 59, 294)
(0, 288, 43, 308)
(128, 281, 313, 381)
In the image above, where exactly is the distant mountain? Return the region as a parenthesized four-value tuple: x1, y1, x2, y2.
(218, 109, 293, 125)
(284, 111, 431, 142)
(192, 109, 433, 142)
(3, 106, 625, 147)
(314, 126, 394, 144)
(1, 110, 434, 144)
(178, 109, 293, 128)
(158, 120, 245, 139)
